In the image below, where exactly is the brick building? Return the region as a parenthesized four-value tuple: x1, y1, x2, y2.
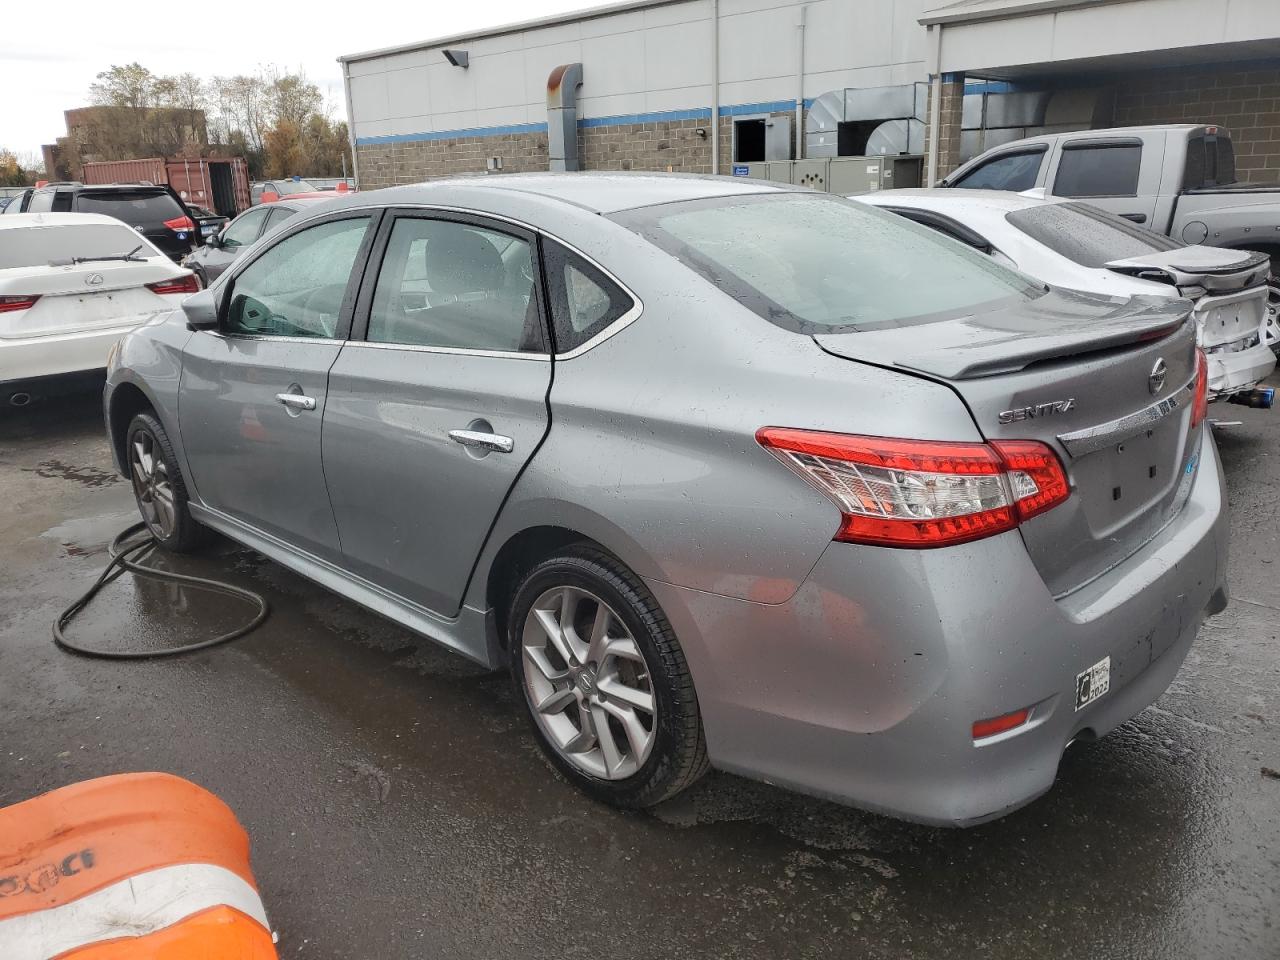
(340, 0, 1280, 190)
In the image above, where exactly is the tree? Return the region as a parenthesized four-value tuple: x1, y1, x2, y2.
(0, 151, 27, 187)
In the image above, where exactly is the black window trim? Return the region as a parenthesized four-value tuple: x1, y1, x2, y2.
(1053, 138, 1143, 199)
(948, 144, 1048, 188)
(215, 206, 385, 343)
(879, 206, 994, 254)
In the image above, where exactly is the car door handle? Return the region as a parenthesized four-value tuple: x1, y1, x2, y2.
(1119, 213, 1147, 224)
(448, 429, 514, 453)
(276, 392, 317, 411)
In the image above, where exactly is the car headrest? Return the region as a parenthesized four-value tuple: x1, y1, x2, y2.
(424, 227, 503, 297)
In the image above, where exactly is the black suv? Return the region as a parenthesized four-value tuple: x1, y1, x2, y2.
(25, 183, 197, 260)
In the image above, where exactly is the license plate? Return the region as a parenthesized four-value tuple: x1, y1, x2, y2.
(1075, 657, 1111, 710)
(201, 225, 215, 236)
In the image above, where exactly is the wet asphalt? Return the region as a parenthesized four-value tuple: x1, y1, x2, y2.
(1, 385, 1277, 960)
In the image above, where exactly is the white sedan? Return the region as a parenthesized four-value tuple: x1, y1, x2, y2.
(856, 189, 1276, 403)
(1, 212, 198, 407)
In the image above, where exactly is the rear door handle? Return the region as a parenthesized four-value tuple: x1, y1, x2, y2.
(276, 393, 317, 411)
(1119, 213, 1147, 224)
(448, 429, 514, 453)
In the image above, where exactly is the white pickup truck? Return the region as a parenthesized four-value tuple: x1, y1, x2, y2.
(944, 123, 1280, 357)
(943, 124, 1280, 254)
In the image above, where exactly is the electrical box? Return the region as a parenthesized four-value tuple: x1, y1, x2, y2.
(829, 155, 924, 195)
(743, 162, 772, 180)
(765, 161, 794, 184)
(791, 159, 830, 192)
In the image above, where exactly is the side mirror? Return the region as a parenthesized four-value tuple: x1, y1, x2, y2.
(206, 232, 222, 248)
(182, 287, 219, 331)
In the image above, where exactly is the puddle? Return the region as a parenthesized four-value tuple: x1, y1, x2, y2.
(25, 459, 121, 488)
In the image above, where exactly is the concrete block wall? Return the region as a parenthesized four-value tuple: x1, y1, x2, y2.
(922, 74, 965, 181)
(1112, 63, 1280, 184)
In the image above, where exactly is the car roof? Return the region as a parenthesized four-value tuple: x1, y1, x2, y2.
(0, 212, 137, 231)
(341, 172, 792, 215)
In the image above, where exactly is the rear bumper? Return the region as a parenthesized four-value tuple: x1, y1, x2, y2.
(0, 323, 146, 386)
(1205, 339, 1276, 399)
(648, 430, 1229, 826)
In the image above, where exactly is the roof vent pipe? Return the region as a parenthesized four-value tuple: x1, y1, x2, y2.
(547, 63, 584, 172)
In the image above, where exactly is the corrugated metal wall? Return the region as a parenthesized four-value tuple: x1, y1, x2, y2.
(80, 158, 251, 216)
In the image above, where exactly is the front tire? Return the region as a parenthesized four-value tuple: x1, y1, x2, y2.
(508, 545, 709, 808)
(126, 412, 204, 552)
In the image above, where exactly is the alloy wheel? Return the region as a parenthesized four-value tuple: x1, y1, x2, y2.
(129, 430, 175, 539)
(521, 585, 657, 780)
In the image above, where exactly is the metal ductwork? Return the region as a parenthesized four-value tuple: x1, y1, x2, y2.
(547, 63, 584, 172)
(805, 83, 928, 158)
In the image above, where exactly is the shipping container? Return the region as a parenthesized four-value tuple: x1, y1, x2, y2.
(80, 158, 251, 217)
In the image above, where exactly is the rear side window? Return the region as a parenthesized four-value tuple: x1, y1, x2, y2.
(951, 150, 1045, 191)
(263, 207, 297, 232)
(542, 239, 635, 352)
(1006, 201, 1179, 268)
(0, 223, 158, 269)
(1054, 144, 1141, 198)
(76, 191, 183, 223)
(226, 216, 371, 339)
(366, 217, 544, 353)
(616, 193, 1040, 334)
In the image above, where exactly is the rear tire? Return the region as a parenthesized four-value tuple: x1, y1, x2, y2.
(125, 412, 205, 553)
(508, 545, 709, 808)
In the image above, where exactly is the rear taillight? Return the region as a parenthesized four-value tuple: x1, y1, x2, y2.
(146, 275, 200, 296)
(1190, 348, 1209, 429)
(164, 215, 196, 233)
(756, 428, 1070, 548)
(0, 295, 39, 313)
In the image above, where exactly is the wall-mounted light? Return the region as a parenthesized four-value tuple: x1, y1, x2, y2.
(694, 127, 707, 139)
(443, 49, 469, 68)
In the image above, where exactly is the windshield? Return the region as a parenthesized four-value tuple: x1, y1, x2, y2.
(0, 223, 159, 269)
(272, 180, 317, 195)
(615, 193, 1042, 333)
(1006, 201, 1181, 269)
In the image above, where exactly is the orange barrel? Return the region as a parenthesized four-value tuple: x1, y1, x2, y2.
(0, 772, 277, 959)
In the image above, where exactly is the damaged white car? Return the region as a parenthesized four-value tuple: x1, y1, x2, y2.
(857, 189, 1276, 406)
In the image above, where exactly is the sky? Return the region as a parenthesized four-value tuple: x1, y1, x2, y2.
(0, 0, 591, 160)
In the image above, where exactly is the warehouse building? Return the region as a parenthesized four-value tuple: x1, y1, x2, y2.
(340, 0, 1280, 190)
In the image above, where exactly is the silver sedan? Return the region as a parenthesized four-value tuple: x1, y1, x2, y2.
(104, 174, 1228, 825)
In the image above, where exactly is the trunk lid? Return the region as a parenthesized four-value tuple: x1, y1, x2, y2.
(815, 287, 1202, 597)
(0, 261, 182, 339)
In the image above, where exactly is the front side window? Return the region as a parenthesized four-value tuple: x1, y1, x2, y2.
(1006, 201, 1179, 269)
(1054, 144, 1141, 198)
(367, 217, 543, 352)
(543, 239, 634, 352)
(616, 193, 1040, 334)
(225, 216, 371, 339)
(221, 208, 269, 247)
(263, 207, 297, 233)
(951, 150, 1045, 191)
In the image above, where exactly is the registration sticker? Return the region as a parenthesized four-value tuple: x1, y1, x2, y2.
(1075, 657, 1110, 711)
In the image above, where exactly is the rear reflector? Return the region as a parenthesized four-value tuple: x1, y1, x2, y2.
(972, 708, 1031, 741)
(1190, 348, 1209, 429)
(164, 215, 196, 233)
(0, 295, 39, 313)
(756, 428, 1070, 548)
(146, 275, 200, 296)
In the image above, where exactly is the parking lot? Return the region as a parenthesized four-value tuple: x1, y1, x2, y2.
(0, 384, 1276, 959)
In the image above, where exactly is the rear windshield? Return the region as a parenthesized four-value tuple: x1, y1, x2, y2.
(614, 193, 1042, 333)
(76, 191, 183, 223)
(1006, 201, 1180, 269)
(271, 180, 317, 195)
(0, 223, 159, 269)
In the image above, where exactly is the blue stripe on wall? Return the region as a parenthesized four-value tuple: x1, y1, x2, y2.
(355, 99, 803, 146)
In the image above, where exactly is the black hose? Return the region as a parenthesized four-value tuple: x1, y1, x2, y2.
(53, 522, 269, 659)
